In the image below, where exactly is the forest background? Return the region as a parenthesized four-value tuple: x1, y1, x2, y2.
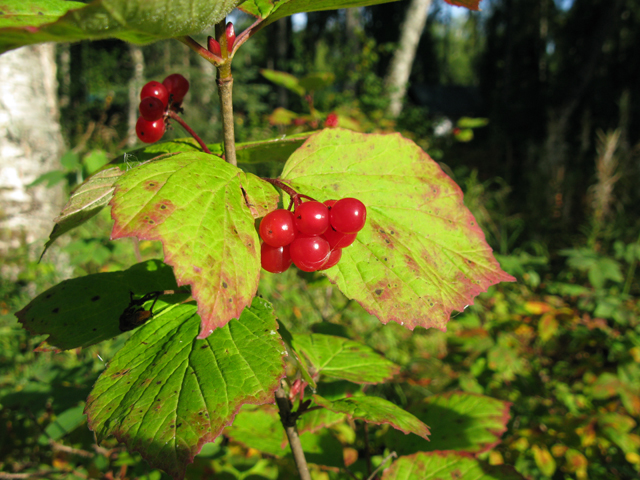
(1, 0, 639, 479)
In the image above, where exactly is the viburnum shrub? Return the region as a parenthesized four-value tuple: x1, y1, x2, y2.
(3, 1, 522, 479)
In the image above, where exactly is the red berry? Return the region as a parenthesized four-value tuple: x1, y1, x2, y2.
(294, 201, 329, 236)
(162, 74, 190, 104)
(208, 36, 221, 56)
(320, 248, 342, 270)
(259, 209, 297, 247)
(330, 198, 367, 234)
(139, 96, 165, 121)
(261, 243, 292, 273)
(136, 117, 165, 143)
(140, 81, 169, 107)
(324, 113, 338, 128)
(226, 22, 236, 53)
(290, 236, 330, 272)
(322, 227, 357, 250)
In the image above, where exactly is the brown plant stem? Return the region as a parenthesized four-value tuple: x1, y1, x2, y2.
(166, 110, 212, 155)
(366, 451, 397, 480)
(214, 19, 237, 166)
(177, 36, 222, 64)
(275, 384, 312, 480)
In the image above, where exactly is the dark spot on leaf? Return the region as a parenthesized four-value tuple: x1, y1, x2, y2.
(46, 294, 52, 299)
(385, 239, 390, 244)
(52, 308, 59, 314)
(91, 295, 100, 302)
(148, 220, 155, 224)
(390, 230, 395, 235)
(384, 257, 388, 261)
(375, 289, 383, 295)
(157, 398, 161, 401)
(177, 423, 182, 427)
(38, 11, 43, 15)
(229, 298, 233, 303)
(160, 204, 167, 210)
(170, 424, 174, 428)
(379, 229, 385, 233)
(222, 282, 228, 289)
(201, 344, 209, 349)
(156, 381, 161, 385)
(92, 328, 97, 331)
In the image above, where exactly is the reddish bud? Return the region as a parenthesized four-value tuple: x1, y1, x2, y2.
(208, 36, 221, 56)
(226, 22, 236, 53)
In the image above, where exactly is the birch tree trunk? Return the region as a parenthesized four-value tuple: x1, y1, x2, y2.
(0, 45, 65, 258)
(127, 44, 145, 147)
(384, 0, 432, 118)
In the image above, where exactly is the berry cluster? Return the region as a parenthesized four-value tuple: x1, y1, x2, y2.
(136, 74, 190, 144)
(260, 197, 367, 273)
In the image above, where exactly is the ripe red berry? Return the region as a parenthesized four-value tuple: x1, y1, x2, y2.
(320, 248, 342, 270)
(289, 236, 330, 272)
(259, 209, 296, 247)
(139, 96, 165, 121)
(294, 201, 329, 236)
(226, 22, 236, 53)
(330, 198, 367, 234)
(324, 113, 338, 128)
(162, 74, 190, 104)
(140, 81, 169, 107)
(322, 227, 357, 250)
(136, 117, 165, 143)
(261, 243, 292, 273)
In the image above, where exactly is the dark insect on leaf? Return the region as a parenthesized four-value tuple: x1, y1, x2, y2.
(119, 292, 161, 332)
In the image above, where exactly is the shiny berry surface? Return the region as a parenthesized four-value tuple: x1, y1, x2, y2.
(162, 74, 190, 103)
(320, 248, 342, 270)
(330, 198, 367, 234)
(261, 243, 292, 273)
(136, 117, 165, 143)
(289, 236, 330, 272)
(259, 209, 296, 247)
(140, 81, 169, 107)
(294, 201, 329, 236)
(322, 227, 357, 250)
(139, 96, 165, 121)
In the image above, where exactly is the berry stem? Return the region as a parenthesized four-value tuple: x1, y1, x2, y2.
(166, 110, 212, 155)
(261, 178, 318, 208)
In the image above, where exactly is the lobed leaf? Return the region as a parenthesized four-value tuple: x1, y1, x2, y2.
(291, 333, 400, 384)
(381, 451, 525, 480)
(384, 392, 511, 454)
(280, 129, 515, 331)
(85, 297, 286, 480)
(240, 0, 401, 26)
(0, 0, 86, 29)
(109, 152, 278, 337)
(313, 394, 430, 439)
(16, 260, 179, 350)
(0, 0, 243, 54)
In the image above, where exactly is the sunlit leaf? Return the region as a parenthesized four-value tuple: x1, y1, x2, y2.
(280, 129, 514, 331)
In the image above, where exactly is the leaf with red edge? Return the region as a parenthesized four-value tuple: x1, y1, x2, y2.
(444, 0, 482, 10)
(110, 152, 277, 338)
(313, 394, 430, 440)
(280, 129, 514, 331)
(85, 297, 285, 480)
(381, 451, 526, 480)
(384, 392, 511, 454)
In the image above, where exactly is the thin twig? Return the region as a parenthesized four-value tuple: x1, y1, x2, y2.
(49, 439, 94, 458)
(231, 17, 266, 54)
(177, 36, 222, 64)
(366, 451, 397, 480)
(166, 110, 212, 154)
(275, 384, 312, 480)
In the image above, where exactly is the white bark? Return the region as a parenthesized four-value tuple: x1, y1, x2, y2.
(0, 44, 65, 255)
(127, 44, 144, 147)
(384, 0, 432, 118)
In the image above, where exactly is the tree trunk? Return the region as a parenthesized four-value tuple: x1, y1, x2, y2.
(0, 45, 65, 258)
(127, 44, 144, 147)
(384, 0, 432, 118)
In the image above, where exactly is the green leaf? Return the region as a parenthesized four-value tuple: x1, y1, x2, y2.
(291, 333, 400, 384)
(268, 107, 299, 126)
(224, 404, 344, 467)
(313, 394, 430, 439)
(40, 166, 123, 259)
(83, 149, 110, 174)
(298, 72, 335, 92)
(0, 0, 86, 28)
(240, 0, 401, 26)
(384, 392, 511, 454)
(456, 117, 489, 129)
(276, 320, 316, 390)
(85, 298, 285, 480)
(27, 170, 66, 188)
(44, 404, 86, 441)
(261, 69, 305, 96)
(381, 451, 525, 480)
(16, 260, 179, 350)
(110, 152, 277, 338)
(0, 0, 244, 54)
(280, 129, 514, 331)
(531, 444, 556, 477)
